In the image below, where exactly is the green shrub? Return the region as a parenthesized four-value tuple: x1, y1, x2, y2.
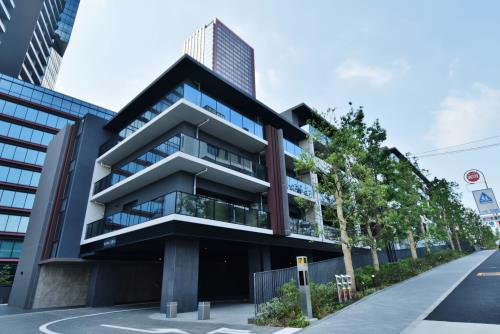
(256, 280, 308, 327)
(355, 250, 463, 288)
(310, 282, 337, 318)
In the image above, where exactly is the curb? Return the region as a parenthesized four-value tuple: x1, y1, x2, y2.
(400, 250, 495, 333)
(296, 250, 489, 333)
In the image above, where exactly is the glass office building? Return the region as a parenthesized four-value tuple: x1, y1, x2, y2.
(0, 73, 114, 282)
(0, 0, 80, 89)
(183, 18, 256, 97)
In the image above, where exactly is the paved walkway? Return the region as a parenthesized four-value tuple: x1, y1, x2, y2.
(300, 250, 496, 334)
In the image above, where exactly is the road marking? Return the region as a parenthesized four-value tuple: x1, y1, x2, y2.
(272, 329, 302, 334)
(101, 325, 189, 333)
(207, 328, 252, 334)
(476, 271, 500, 276)
(38, 306, 157, 334)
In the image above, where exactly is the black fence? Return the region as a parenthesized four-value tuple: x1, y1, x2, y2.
(253, 245, 449, 315)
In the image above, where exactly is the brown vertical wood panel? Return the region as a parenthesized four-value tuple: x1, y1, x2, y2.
(265, 125, 288, 235)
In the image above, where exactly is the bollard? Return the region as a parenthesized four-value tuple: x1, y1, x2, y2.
(296, 256, 313, 319)
(198, 301, 210, 320)
(165, 301, 177, 318)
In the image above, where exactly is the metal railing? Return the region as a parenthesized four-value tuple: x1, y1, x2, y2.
(94, 133, 266, 195)
(287, 176, 313, 197)
(86, 191, 269, 239)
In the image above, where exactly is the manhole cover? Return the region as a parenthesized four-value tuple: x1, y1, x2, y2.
(476, 272, 500, 277)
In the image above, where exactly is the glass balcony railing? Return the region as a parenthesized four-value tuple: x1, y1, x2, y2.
(289, 217, 318, 237)
(283, 138, 304, 156)
(182, 83, 264, 139)
(287, 176, 313, 197)
(85, 191, 269, 239)
(301, 124, 330, 146)
(323, 225, 340, 241)
(94, 133, 266, 195)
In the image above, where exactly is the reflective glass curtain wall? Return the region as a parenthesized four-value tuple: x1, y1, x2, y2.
(0, 74, 114, 269)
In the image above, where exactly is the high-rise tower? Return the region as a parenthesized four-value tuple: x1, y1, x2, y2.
(184, 18, 256, 97)
(0, 0, 80, 89)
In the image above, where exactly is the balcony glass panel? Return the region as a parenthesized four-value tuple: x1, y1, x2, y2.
(287, 176, 313, 197)
(301, 124, 330, 146)
(323, 225, 340, 241)
(289, 217, 317, 237)
(102, 82, 265, 156)
(94, 134, 266, 195)
(283, 138, 304, 156)
(86, 191, 269, 239)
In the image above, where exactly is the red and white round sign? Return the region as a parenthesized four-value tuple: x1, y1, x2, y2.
(464, 170, 481, 184)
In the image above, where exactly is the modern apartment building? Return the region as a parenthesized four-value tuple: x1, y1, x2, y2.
(0, 73, 114, 301)
(9, 55, 353, 311)
(0, 0, 80, 89)
(183, 18, 256, 97)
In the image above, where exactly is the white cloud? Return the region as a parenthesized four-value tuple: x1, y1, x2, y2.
(334, 58, 410, 87)
(427, 83, 500, 147)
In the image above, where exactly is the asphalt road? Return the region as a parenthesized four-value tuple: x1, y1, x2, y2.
(425, 250, 500, 325)
(0, 304, 285, 334)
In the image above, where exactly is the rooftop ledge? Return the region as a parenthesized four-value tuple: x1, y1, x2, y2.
(98, 99, 268, 167)
(91, 151, 270, 203)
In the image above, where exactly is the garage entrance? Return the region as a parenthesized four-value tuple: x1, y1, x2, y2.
(198, 239, 250, 302)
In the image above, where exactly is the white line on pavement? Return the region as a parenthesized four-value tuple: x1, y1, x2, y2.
(401, 250, 495, 334)
(101, 324, 189, 333)
(38, 306, 157, 334)
(272, 328, 302, 334)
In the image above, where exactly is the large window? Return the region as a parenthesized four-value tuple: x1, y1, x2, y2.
(0, 99, 75, 130)
(0, 214, 29, 233)
(0, 143, 46, 165)
(0, 166, 40, 187)
(0, 189, 35, 209)
(0, 120, 54, 146)
(0, 239, 23, 258)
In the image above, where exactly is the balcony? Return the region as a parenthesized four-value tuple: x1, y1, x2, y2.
(287, 175, 313, 198)
(301, 124, 330, 146)
(92, 134, 268, 200)
(85, 191, 269, 239)
(323, 225, 340, 241)
(99, 96, 267, 166)
(289, 217, 318, 237)
(283, 138, 304, 157)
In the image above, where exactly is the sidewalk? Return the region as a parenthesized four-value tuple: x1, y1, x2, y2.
(300, 250, 495, 334)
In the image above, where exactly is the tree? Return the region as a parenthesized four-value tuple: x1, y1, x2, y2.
(296, 104, 370, 291)
(385, 156, 427, 259)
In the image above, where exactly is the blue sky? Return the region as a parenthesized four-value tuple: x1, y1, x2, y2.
(55, 0, 500, 210)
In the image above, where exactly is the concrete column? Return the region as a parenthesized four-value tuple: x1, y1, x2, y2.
(161, 238, 199, 313)
(248, 245, 271, 302)
(87, 263, 115, 307)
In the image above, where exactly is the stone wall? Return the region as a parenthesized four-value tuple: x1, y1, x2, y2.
(32, 262, 91, 309)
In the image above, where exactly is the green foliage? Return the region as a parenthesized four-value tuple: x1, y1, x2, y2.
(0, 264, 14, 286)
(310, 282, 338, 318)
(355, 250, 463, 288)
(256, 281, 309, 327)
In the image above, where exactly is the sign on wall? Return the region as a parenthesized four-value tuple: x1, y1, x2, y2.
(472, 188, 500, 215)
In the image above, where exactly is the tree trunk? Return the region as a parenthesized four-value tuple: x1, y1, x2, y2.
(419, 221, 431, 254)
(454, 230, 462, 252)
(407, 228, 418, 259)
(366, 223, 380, 271)
(333, 172, 356, 291)
(447, 227, 456, 250)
